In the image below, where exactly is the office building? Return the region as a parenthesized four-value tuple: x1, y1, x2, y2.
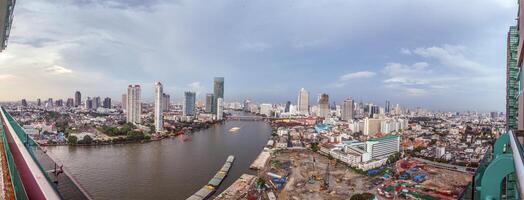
(66, 98, 74, 107)
(21, 99, 27, 107)
(85, 97, 93, 110)
(47, 98, 53, 108)
(297, 88, 309, 115)
(163, 93, 170, 111)
(154, 82, 164, 132)
(385, 100, 391, 114)
(93, 97, 101, 109)
(260, 103, 273, 117)
(342, 98, 354, 121)
(318, 93, 329, 118)
(205, 93, 215, 113)
(285, 101, 291, 113)
(75, 91, 81, 107)
(217, 98, 224, 120)
(103, 97, 111, 109)
(122, 94, 127, 111)
(213, 77, 224, 114)
(369, 104, 379, 118)
(126, 85, 141, 124)
(36, 98, 41, 107)
(183, 91, 196, 116)
(55, 99, 63, 107)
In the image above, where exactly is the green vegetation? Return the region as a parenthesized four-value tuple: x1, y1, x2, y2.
(97, 123, 136, 136)
(310, 142, 320, 152)
(78, 135, 93, 145)
(350, 193, 374, 200)
(67, 135, 78, 145)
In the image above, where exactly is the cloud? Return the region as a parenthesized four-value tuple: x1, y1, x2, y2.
(187, 82, 206, 95)
(411, 45, 491, 74)
(45, 65, 73, 74)
(400, 48, 411, 55)
(331, 71, 376, 88)
(404, 88, 427, 96)
(0, 74, 15, 80)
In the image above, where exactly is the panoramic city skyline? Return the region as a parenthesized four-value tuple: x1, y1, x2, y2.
(0, 0, 517, 111)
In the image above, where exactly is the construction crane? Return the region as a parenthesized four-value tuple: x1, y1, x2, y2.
(321, 162, 330, 191)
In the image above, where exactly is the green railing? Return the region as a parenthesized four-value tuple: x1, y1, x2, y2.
(1, 107, 91, 200)
(0, 117, 28, 200)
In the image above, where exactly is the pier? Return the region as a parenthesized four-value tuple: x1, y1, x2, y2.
(186, 155, 235, 200)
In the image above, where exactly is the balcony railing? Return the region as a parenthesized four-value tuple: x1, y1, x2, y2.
(0, 107, 92, 200)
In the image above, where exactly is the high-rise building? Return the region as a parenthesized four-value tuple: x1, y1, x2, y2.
(85, 97, 93, 110)
(154, 82, 164, 132)
(364, 117, 382, 136)
(103, 97, 112, 109)
(342, 98, 354, 121)
(36, 98, 41, 107)
(213, 77, 224, 114)
(368, 104, 379, 118)
(122, 94, 127, 111)
(47, 98, 53, 108)
(183, 91, 196, 116)
(243, 99, 251, 112)
(217, 98, 224, 120)
(318, 93, 329, 118)
(162, 93, 170, 111)
(205, 93, 215, 113)
(385, 100, 391, 114)
(127, 85, 141, 124)
(75, 91, 81, 107)
(507, 25, 519, 131)
(260, 103, 273, 117)
(66, 98, 74, 107)
(93, 97, 101, 109)
(21, 99, 27, 107)
(55, 99, 63, 107)
(297, 88, 309, 115)
(285, 101, 291, 113)
(365, 135, 400, 159)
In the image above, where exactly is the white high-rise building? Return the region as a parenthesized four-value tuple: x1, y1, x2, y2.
(217, 98, 224, 120)
(342, 97, 354, 121)
(297, 88, 309, 115)
(154, 82, 164, 132)
(260, 103, 273, 117)
(126, 85, 141, 124)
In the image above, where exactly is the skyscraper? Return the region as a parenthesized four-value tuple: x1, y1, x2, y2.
(103, 97, 112, 109)
(93, 97, 101, 109)
(162, 93, 170, 111)
(183, 91, 196, 116)
(154, 82, 164, 132)
(285, 101, 291, 113)
(342, 97, 355, 121)
(47, 98, 53, 108)
(318, 93, 329, 118)
(75, 91, 81, 107)
(385, 100, 391, 114)
(122, 94, 127, 111)
(66, 98, 74, 107)
(36, 98, 41, 107)
(507, 25, 519, 131)
(127, 85, 141, 124)
(217, 98, 224, 120)
(297, 88, 309, 115)
(213, 77, 224, 114)
(85, 97, 93, 110)
(21, 99, 27, 107)
(205, 93, 215, 113)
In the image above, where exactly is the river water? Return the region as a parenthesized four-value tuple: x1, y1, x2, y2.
(46, 114, 271, 200)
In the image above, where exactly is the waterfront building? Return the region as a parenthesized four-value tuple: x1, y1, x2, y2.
(507, 25, 519, 131)
(154, 82, 164, 132)
(126, 85, 141, 124)
(183, 91, 196, 116)
(217, 98, 224, 120)
(342, 97, 354, 121)
(103, 97, 112, 109)
(205, 93, 215, 114)
(318, 93, 329, 118)
(297, 88, 309, 115)
(213, 77, 224, 114)
(75, 91, 81, 107)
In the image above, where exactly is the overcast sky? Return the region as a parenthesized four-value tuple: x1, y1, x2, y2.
(0, 0, 517, 111)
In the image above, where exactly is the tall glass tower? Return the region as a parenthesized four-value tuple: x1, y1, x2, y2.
(213, 77, 224, 113)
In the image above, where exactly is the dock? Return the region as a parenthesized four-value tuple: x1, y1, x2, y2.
(250, 151, 270, 170)
(186, 155, 235, 200)
(214, 174, 256, 200)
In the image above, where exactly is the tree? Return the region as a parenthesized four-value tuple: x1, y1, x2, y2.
(82, 135, 93, 144)
(350, 193, 375, 200)
(68, 135, 78, 145)
(310, 143, 320, 152)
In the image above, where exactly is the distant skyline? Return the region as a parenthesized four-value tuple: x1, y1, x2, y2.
(0, 0, 517, 111)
